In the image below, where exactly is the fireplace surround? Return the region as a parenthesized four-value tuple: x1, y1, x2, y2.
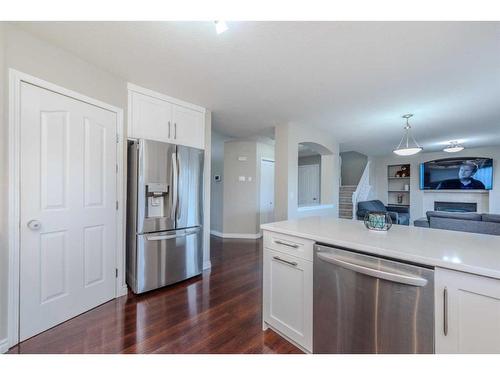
(434, 201, 477, 213)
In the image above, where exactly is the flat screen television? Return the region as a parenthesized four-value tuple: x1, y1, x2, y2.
(420, 157, 493, 190)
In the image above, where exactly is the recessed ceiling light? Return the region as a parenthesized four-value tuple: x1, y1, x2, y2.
(443, 141, 465, 153)
(214, 21, 228, 35)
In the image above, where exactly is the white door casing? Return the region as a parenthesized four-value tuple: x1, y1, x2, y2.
(260, 159, 275, 225)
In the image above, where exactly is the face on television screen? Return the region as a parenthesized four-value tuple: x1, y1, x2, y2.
(420, 158, 493, 190)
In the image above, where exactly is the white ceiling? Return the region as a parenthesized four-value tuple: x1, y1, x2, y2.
(14, 21, 500, 155)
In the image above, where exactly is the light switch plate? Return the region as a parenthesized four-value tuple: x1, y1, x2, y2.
(238, 176, 246, 182)
(238, 156, 248, 161)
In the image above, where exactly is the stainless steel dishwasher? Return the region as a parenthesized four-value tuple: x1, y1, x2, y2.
(314, 244, 434, 354)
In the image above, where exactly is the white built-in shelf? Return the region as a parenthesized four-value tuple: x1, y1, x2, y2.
(387, 164, 411, 208)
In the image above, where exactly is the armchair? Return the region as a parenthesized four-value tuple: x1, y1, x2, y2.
(356, 200, 410, 226)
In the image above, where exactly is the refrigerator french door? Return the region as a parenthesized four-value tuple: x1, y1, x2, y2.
(126, 139, 204, 294)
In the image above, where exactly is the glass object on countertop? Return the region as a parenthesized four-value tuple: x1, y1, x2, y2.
(364, 211, 393, 231)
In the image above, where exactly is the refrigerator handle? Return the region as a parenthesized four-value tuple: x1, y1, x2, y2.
(171, 152, 178, 221)
(176, 152, 181, 221)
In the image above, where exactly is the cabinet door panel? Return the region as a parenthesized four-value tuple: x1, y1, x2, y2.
(130, 92, 172, 142)
(172, 105, 204, 149)
(263, 248, 312, 352)
(435, 268, 500, 353)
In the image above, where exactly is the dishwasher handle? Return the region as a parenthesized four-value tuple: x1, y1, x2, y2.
(317, 252, 428, 287)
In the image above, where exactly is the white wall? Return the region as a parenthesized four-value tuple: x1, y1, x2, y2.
(298, 155, 321, 166)
(210, 131, 232, 233)
(274, 123, 340, 221)
(340, 151, 368, 186)
(221, 140, 274, 236)
(203, 111, 212, 270)
(0, 23, 7, 350)
(0, 24, 214, 349)
(222, 141, 258, 235)
(0, 23, 130, 350)
(370, 146, 500, 223)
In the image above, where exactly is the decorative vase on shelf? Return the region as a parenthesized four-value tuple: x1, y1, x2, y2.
(364, 212, 393, 231)
(395, 165, 410, 178)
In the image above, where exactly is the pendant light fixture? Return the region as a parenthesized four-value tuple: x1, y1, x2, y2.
(443, 141, 464, 153)
(393, 114, 423, 156)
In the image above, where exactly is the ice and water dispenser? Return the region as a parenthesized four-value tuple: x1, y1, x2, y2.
(145, 182, 169, 218)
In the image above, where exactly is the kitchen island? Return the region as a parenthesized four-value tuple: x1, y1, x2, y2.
(261, 216, 500, 354)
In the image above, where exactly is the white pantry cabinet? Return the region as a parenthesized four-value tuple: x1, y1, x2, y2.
(263, 231, 313, 353)
(435, 267, 500, 353)
(128, 84, 205, 149)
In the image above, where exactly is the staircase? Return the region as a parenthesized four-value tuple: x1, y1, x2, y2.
(339, 185, 357, 219)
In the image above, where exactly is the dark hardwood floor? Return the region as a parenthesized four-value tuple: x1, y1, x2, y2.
(7, 236, 302, 354)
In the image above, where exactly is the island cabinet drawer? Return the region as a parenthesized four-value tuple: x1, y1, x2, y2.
(263, 231, 314, 261)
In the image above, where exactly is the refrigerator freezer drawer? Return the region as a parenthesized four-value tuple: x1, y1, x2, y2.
(130, 227, 203, 294)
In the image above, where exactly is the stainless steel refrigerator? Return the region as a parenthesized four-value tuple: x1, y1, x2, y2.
(126, 139, 204, 294)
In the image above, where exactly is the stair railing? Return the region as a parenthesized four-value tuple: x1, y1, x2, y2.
(351, 161, 372, 220)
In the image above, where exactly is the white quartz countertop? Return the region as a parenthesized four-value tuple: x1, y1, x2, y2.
(261, 216, 500, 279)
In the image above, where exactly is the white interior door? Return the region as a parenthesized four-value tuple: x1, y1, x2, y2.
(19, 82, 117, 341)
(298, 164, 320, 206)
(260, 160, 275, 225)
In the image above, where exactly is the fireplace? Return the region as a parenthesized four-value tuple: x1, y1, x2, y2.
(434, 201, 477, 213)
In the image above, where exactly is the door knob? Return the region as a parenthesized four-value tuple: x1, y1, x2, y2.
(27, 220, 41, 230)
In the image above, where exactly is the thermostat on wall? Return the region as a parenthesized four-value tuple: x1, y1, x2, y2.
(214, 175, 221, 182)
(238, 156, 248, 161)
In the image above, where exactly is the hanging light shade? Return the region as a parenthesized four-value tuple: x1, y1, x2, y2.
(393, 114, 423, 156)
(443, 141, 464, 153)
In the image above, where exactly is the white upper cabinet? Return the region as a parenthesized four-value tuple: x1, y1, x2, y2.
(172, 104, 205, 149)
(435, 267, 500, 354)
(128, 84, 205, 149)
(130, 91, 172, 143)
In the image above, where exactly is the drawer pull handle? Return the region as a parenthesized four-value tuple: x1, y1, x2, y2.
(274, 240, 299, 248)
(273, 256, 298, 267)
(443, 287, 448, 336)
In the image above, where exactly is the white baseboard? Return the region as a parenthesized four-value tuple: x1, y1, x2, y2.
(0, 338, 9, 354)
(210, 230, 224, 237)
(117, 284, 128, 297)
(210, 230, 262, 239)
(203, 260, 212, 270)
